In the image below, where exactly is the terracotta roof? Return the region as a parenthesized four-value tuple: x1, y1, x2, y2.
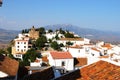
(70, 45, 83, 49)
(59, 38, 84, 41)
(101, 43, 112, 49)
(50, 51, 73, 59)
(74, 58, 87, 67)
(0, 54, 19, 77)
(55, 60, 120, 80)
(79, 60, 120, 80)
(99, 55, 109, 58)
(91, 47, 100, 52)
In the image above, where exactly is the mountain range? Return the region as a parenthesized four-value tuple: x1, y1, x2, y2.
(44, 24, 120, 43)
(0, 24, 120, 44)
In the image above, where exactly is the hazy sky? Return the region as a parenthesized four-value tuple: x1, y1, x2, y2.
(0, 0, 120, 31)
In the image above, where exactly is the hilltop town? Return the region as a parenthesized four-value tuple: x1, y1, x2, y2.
(0, 26, 120, 80)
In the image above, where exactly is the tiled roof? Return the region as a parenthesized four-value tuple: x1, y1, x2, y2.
(55, 60, 120, 80)
(99, 55, 109, 58)
(91, 47, 100, 52)
(50, 51, 73, 59)
(59, 38, 84, 41)
(79, 60, 120, 80)
(70, 45, 83, 49)
(74, 58, 87, 67)
(101, 43, 112, 49)
(0, 54, 19, 77)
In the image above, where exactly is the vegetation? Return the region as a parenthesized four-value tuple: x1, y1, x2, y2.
(35, 35, 47, 50)
(51, 41, 60, 50)
(0, 47, 14, 59)
(37, 27, 45, 35)
(48, 29, 53, 33)
(64, 31, 74, 38)
(66, 41, 73, 46)
(59, 28, 65, 34)
(22, 29, 29, 33)
(22, 48, 40, 66)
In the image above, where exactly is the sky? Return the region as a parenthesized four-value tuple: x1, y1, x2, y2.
(0, 0, 120, 31)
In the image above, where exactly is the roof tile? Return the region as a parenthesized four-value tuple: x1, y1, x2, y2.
(50, 51, 73, 59)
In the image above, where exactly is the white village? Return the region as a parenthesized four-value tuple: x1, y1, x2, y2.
(1, 26, 120, 80)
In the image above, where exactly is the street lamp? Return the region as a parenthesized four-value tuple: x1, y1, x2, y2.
(0, 0, 2, 7)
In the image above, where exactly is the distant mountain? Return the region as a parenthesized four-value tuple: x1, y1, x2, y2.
(44, 24, 120, 43)
(0, 28, 19, 44)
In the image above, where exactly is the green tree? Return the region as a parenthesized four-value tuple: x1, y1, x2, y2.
(66, 41, 73, 46)
(59, 43, 64, 47)
(55, 34, 59, 40)
(6, 47, 14, 58)
(48, 29, 53, 33)
(23, 48, 38, 66)
(35, 36, 47, 50)
(59, 28, 65, 34)
(0, 49, 6, 55)
(51, 41, 60, 50)
(64, 31, 74, 38)
(38, 27, 45, 35)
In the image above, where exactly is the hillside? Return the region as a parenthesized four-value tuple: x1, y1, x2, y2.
(0, 28, 19, 44)
(44, 24, 120, 43)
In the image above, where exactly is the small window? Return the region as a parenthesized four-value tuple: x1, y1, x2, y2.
(18, 42, 19, 44)
(24, 42, 26, 44)
(17, 46, 19, 48)
(24, 46, 26, 48)
(21, 49, 23, 52)
(62, 61, 65, 66)
(16, 54, 21, 58)
(91, 53, 94, 56)
(17, 49, 19, 51)
(78, 50, 80, 53)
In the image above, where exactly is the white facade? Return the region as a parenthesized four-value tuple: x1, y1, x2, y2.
(89, 48, 102, 57)
(68, 47, 86, 58)
(15, 39, 29, 53)
(57, 38, 90, 46)
(12, 33, 31, 59)
(45, 32, 64, 40)
(48, 52, 74, 71)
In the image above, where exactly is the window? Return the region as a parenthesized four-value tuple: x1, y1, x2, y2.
(16, 54, 21, 58)
(24, 46, 26, 48)
(17, 49, 19, 51)
(18, 42, 19, 44)
(61, 61, 65, 66)
(17, 46, 19, 48)
(24, 42, 26, 44)
(78, 50, 80, 53)
(91, 53, 94, 56)
(21, 49, 23, 52)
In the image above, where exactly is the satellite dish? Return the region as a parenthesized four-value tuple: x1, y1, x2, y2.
(0, 0, 2, 7)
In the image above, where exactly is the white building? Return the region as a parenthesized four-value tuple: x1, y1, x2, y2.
(48, 51, 74, 71)
(12, 33, 32, 59)
(57, 38, 90, 46)
(45, 32, 64, 40)
(89, 47, 102, 57)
